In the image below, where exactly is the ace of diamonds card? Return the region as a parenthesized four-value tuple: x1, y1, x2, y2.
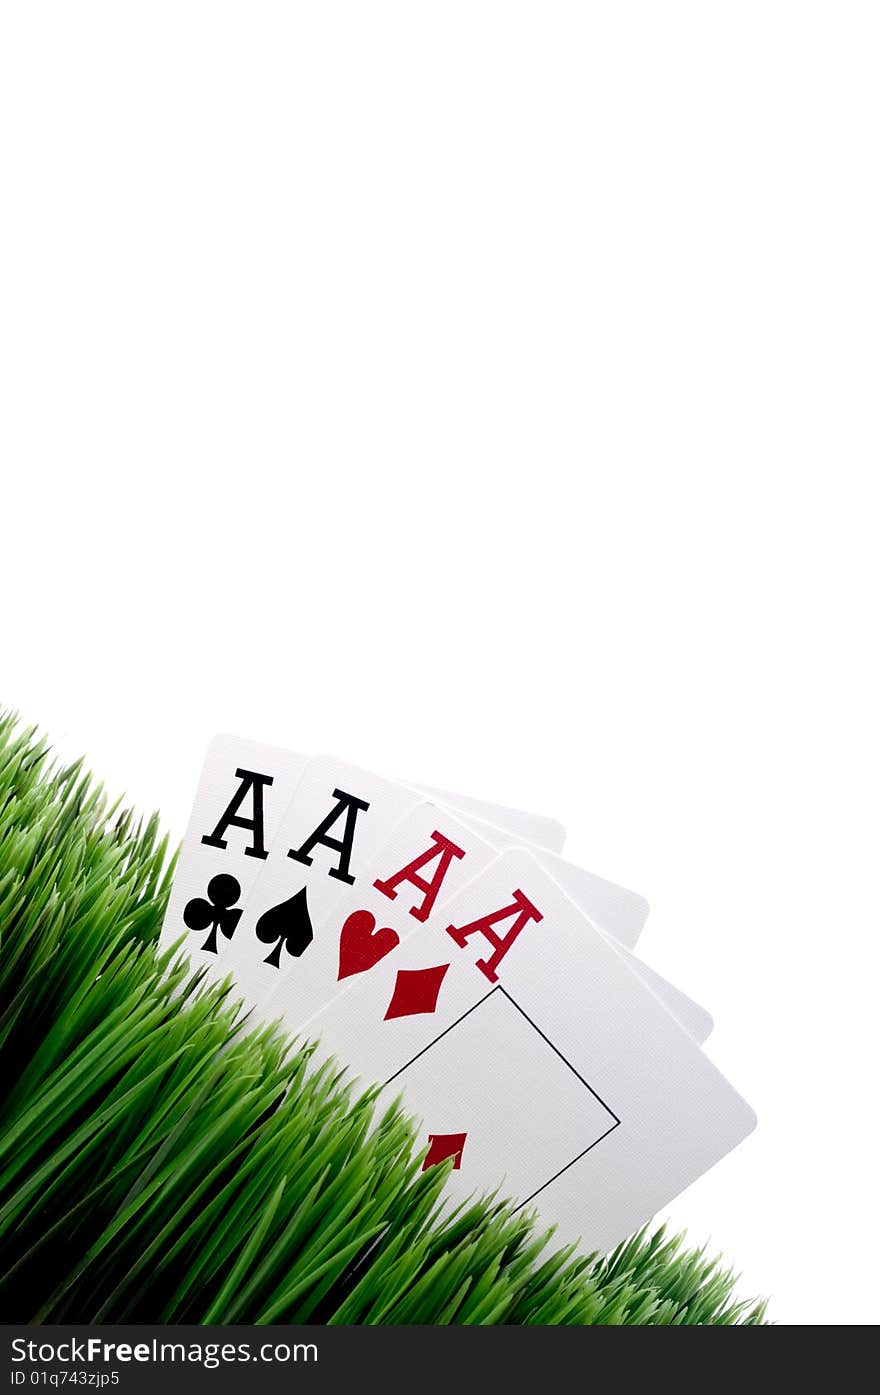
(303, 849, 756, 1254)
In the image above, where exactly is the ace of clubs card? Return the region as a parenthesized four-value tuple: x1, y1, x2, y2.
(159, 736, 309, 963)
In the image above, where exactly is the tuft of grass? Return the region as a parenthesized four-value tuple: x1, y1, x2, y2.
(0, 713, 766, 1324)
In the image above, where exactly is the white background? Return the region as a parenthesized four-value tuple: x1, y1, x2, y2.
(2, 4, 877, 1325)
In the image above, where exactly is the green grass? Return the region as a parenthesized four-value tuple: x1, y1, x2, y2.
(0, 714, 766, 1324)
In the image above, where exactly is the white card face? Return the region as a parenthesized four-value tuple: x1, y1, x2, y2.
(387, 989, 620, 1204)
(254, 798, 501, 1029)
(412, 781, 566, 854)
(456, 810, 649, 948)
(304, 850, 755, 1255)
(159, 736, 309, 964)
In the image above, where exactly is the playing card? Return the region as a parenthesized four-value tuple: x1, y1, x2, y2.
(302, 849, 755, 1255)
(159, 735, 309, 965)
(386, 988, 620, 1204)
(238, 793, 503, 1020)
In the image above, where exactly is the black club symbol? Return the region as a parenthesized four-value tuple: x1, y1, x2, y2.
(183, 873, 243, 954)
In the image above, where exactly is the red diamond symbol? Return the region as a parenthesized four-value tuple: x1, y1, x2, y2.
(422, 1132, 468, 1171)
(383, 963, 450, 1020)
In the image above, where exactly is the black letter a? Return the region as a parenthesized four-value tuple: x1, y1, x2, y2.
(201, 767, 272, 860)
(287, 787, 369, 885)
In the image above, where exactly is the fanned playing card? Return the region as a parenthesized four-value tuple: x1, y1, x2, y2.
(159, 736, 309, 964)
(300, 849, 754, 1254)
(164, 740, 709, 1043)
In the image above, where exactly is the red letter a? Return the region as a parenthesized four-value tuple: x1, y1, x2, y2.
(373, 831, 466, 923)
(445, 889, 543, 982)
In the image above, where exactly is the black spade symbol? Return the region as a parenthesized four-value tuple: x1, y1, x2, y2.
(255, 887, 314, 967)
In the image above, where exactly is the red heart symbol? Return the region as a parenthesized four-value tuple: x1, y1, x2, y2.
(337, 909, 399, 980)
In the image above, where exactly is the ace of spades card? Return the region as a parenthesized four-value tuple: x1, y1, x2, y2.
(302, 849, 756, 1255)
